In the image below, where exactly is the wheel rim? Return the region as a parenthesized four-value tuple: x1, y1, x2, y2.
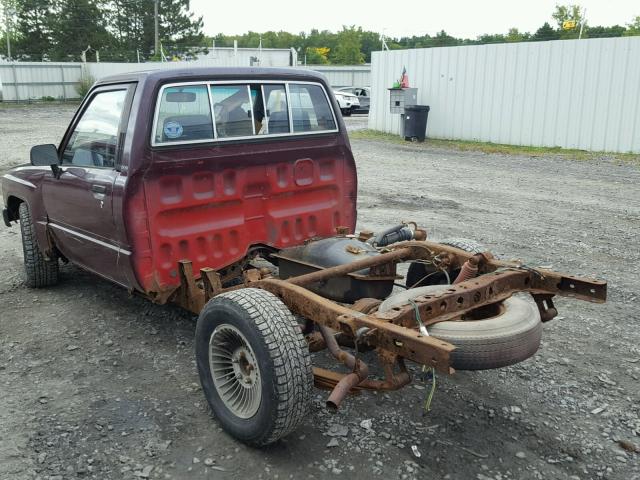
(209, 324, 262, 419)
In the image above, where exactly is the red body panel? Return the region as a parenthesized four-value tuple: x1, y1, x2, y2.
(128, 136, 356, 292)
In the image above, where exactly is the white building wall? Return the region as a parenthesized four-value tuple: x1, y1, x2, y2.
(369, 37, 640, 154)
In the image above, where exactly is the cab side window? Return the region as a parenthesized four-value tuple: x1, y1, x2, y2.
(289, 84, 336, 133)
(62, 89, 127, 167)
(154, 85, 213, 144)
(262, 84, 289, 134)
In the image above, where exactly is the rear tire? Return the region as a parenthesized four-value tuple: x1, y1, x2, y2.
(195, 288, 313, 446)
(18, 202, 58, 288)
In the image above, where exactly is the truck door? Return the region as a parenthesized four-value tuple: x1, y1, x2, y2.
(42, 85, 134, 286)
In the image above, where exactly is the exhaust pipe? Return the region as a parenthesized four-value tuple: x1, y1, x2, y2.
(318, 325, 369, 410)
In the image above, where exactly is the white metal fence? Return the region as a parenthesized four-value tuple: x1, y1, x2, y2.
(369, 37, 640, 154)
(0, 60, 371, 101)
(299, 65, 371, 87)
(0, 62, 83, 101)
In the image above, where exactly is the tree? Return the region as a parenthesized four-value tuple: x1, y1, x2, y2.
(623, 16, 640, 36)
(105, 0, 149, 61)
(531, 22, 560, 42)
(506, 28, 528, 43)
(10, 0, 52, 60)
(476, 33, 506, 45)
(552, 4, 585, 39)
(360, 30, 380, 63)
(48, 0, 110, 61)
(587, 25, 626, 39)
(0, 0, 15, 59)
(102, 0, 204, 61)
(432, 30, 459, 47)
(304, 47, 329, 64)
(330, 26, 363, 64)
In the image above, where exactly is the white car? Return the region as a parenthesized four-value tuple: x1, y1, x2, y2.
(333, 90, 360, 116)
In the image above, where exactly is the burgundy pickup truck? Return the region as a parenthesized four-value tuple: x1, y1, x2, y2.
(2, 67, 606, 446)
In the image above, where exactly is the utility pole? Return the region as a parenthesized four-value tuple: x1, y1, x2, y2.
(578, 8, 587, 40)
(153, 0, 159, 57)
(381, 29, 389, 51)
(4, 1, 12, 61)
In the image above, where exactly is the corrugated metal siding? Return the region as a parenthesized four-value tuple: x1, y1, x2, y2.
(369, 37, 640, 153)
(298, 66, 371, 87)
(0, 62, 82, 101)
(0, 61, 370, 101)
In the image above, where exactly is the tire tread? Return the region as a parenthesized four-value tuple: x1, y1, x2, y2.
(199, 288, 312, 445)
(18, 203, 58, 288)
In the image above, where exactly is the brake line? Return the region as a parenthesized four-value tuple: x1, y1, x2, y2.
(408, 299, 437, 413)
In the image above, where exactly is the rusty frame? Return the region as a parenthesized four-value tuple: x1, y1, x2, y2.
(165, 238, 606, 407)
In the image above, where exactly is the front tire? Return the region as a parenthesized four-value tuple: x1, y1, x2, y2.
(18, 202, 58, 288)
(195, 288, 313, 446)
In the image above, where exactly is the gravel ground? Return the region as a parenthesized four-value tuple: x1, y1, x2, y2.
(1, 105, 639, 480)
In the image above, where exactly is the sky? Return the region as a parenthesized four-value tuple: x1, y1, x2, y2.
(190, 0, 639, 39)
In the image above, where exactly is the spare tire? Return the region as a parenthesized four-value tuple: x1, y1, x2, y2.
(378, 285, 542, 370)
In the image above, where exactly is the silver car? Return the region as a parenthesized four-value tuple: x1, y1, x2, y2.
(336, 86, 370, 113)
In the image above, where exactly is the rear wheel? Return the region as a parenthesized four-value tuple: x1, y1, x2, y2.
(195, 288, 313, 446)
(18, 202, 58, 288)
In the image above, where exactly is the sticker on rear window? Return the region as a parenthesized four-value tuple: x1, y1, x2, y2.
(164, 121, 183, 139)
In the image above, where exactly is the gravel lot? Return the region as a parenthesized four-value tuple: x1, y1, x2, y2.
(1, 104, 639, 480)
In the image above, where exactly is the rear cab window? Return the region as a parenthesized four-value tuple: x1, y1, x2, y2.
(152, 80, 337, 146)
(154, 85, 213, 144)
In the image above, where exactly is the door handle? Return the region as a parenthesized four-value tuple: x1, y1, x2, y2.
(91, 184, 107, 194)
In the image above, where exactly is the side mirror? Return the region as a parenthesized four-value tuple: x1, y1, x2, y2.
(30, 144, 59, 166)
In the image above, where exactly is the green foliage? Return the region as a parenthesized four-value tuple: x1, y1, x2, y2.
(75, 75, 95, 98)
(49, 0, 110, 61)
(531, 22, 560, 42)
(506, 28, 529, 43)
(552, 4, 585, 39)
(304, 47, 329, 65)
(2, 1, 639, 64)
(588, 25, 626, 39)
(4, 0, 204, 61)
(11, 0, 51, 60)
(331, 26, 364, 64)
(624, 16, 640, 36)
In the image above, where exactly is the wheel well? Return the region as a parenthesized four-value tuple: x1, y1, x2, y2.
(6, 196, 24, 222)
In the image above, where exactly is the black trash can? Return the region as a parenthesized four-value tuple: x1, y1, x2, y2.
(403, 105, 430, 142)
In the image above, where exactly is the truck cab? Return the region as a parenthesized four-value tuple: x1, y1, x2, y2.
(2, 68, 357, 296)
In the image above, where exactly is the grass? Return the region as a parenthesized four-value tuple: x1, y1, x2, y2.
(0, 100, 81, 109)
(350, 129, 640, 166)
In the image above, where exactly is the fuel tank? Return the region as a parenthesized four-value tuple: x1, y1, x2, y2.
(274, 237, 395, 303)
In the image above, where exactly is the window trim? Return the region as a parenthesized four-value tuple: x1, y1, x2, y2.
(151, 80, 339, 147)
(59, 85, 133, 170)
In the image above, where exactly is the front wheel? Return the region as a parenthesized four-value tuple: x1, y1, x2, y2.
(19, 202, 58, 288)
(195, 288, 313, 446)
(341, 108, 352, 116)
